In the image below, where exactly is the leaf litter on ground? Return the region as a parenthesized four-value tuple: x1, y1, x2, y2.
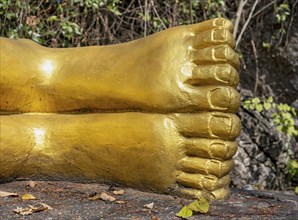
(112, 189, 125, 195)
(143, 202, 154, 209)
(27, 180, 37, 188)
(0, 191, 18, 197)
(89, 192, 116, 202)
(13, 203, 52, 216)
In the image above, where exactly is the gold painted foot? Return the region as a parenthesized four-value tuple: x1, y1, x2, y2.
(0, 18, 241, 200)
(0, 18, 239, 113)
(0, 111, 240, 200)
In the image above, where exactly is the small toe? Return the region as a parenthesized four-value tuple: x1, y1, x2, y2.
(175, 112, 241, 140)
(189, 45, 240, 69)
(190, 28, 236, 49)
(178, 157, 234, 178)
(181, 186, 230, 200)
(176, 172, 231, 191)
(182, 63, 239, 88)
(181, 86, 240, 112)
(189, 18, 234, 33)
(182, 138, 238, 161)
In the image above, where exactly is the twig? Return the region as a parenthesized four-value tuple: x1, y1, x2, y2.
(236, 0, 260, 48)
(284, 0, 298, 48)
(251, 40, 259, 96)
(144, 0, 148, 36)
(190, 0, 193, 24)
(233, 0, 248, 38)
(251, 0, 278, 18)
(150, 0, 167, 29)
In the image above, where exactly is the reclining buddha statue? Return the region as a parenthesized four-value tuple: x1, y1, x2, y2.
(0, 18, 240, 200)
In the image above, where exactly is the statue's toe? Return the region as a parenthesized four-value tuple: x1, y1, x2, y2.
(174, 112, 241, 140)
(180, 186, 230, 200)
(177, 86, 240, 112)
(189, 18, 234, 33)
(189, 28, 235, 49)
(189, 45, 240, 69)
(176, 172, 230, 193)
(181, 63, 239, 87)
(182, 138, 237, 161)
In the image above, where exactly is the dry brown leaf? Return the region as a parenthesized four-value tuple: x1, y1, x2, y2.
(151, 216, 160, 220)
(40, 202, 53, 210)
(99, 192, 116, 202)
(115, 200, 126, 204)
(0, 191, 18, 197)
(89, 194, 101, 201)
(13, 203, 52, 216)
(113, 189, 125, 195)
(22, 193, 36, 200)
(144, 202, 154, 209)
(13, 207, 33, 216)
(27, 181, 36, 188)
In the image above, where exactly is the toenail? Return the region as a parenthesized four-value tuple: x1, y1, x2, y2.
(214, 18, 233, 29)
(214, 18, 225, 26)
(208, 87, 230, 110)
(209, 113, 233, 138)
(212, 29, 226, 42)
(210, 142, 230, 159)
(202, 176, 217, 190)
(213, 46, 227, 61)
(207, 160, 221, 174)
(214, 65, 231, 83)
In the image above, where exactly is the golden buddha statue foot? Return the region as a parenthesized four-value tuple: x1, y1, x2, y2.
(0, 18, 241, 200)
(0, 111, 240, 200)
(0, 18, 239, 113)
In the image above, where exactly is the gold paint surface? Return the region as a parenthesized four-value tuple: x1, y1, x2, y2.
(0, 18, 241, 200)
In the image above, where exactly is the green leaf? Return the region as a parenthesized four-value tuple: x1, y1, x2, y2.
(256, 104, 263, 112)
(264, 102, 271, 110)
(176, 206, 193, 218)
(277, 125, 283, 131)
(291, 108, 297, 117)
(267, 96, 273, 103)
(249, 104, 256, 110)
(252, 97, 260, 104)
(188, 198, 209, 213)
(295, 186, 298, 194)
(47, 15, 58, 22)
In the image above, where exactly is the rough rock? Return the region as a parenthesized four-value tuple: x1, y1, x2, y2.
(231, 90, 297, 190)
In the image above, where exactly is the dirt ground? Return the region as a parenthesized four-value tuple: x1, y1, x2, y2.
(0, 181, 297, 219)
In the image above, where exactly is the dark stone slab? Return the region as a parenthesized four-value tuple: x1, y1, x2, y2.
(0, 181, 297, 219)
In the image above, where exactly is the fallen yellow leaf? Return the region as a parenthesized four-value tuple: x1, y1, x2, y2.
(188, 198, 209, 213)
(22, 193, 37, 200)
(176, 206, 193, 218)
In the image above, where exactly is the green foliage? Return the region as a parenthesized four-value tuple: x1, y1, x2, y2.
(276, 3, 290, 24)
(288, 160, 298, 182)
(243, 96, 297, 137)
(262, 42, 271, 49)
(176, 198, 209, 218)
(0, 0, 123, 47)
